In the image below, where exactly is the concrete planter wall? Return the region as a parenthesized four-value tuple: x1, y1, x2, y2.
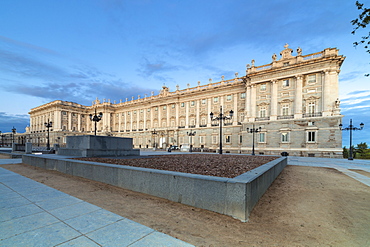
(22, 154, 287, 222)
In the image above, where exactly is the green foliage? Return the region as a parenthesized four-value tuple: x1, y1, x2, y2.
(351, 1, 370, 76)
(344, 142, 370, 159)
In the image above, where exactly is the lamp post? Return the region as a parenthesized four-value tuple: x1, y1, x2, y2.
(339, 119, 364, 160)
(11, 127, 16, 145)
(89, 109, 103, 136)
(187, 130, 196, 152)
(44, 119, 53, 150)
(246, 124, 262, 155)
(152, 129, 157, 149)
(210, 106, 234, 154)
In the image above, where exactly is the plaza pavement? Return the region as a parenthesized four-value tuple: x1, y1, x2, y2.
(0, 158, 194, 247)
(1, 153, 369, 246)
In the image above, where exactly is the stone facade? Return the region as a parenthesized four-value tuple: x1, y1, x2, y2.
(27, 45, 345, 157)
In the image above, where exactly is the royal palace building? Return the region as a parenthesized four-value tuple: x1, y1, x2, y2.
(28, 45, 345, 157)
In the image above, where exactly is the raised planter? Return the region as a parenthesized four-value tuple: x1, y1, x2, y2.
(22, 154, 287, 222)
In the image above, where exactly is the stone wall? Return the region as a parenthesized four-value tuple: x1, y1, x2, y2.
(22, 154, 287, 222)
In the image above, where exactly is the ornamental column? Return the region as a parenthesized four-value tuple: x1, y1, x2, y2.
(196, 100, 200, 128)
(175, 103, 179, 127)
(68, 112, 72, 131)
(294, 75, 303, 119)
(270, 80, 278, 120)
(250, 84, 257, 121)
(245, 85, 251, 121)
(185, 102, 189, 127)
(167, 105, 170, 127)
(233, 93, 238, 125)
(322, 70, 339, 117)
(77, 113, 81, 131)
(207, 98, 212, 127)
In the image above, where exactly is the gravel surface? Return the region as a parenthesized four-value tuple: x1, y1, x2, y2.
(75, 154, 278, 178)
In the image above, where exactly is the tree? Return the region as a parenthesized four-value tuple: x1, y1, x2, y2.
(351, 1, 370, 76)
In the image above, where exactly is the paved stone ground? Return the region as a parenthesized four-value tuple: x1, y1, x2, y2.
(287, 156, 370, 187)
(0, 158, 194, 247)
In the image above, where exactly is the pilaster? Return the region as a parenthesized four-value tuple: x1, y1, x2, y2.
(294, 75, 303, 119)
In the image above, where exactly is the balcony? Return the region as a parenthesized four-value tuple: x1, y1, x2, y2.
(277, 115, 294, 120)
(255, 117, 270, 121)
(189, 125, 196, 128)
(178, 126, 185, 129)
(303, 112, 322, 118)
(199, 124, 207, 127)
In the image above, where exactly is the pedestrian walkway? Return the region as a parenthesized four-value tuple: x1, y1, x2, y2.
(288, 156, 370, 187)
(0, 166, 194, 246)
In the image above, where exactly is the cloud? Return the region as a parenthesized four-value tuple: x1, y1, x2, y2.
(137, 57, 181, 81)
(0, 112, 29, 133)
(0, 39, 157, 105)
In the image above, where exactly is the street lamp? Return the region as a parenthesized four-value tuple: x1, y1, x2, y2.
(89, 109, 103, 136)
(44, 119, 52, 150)
(187, 130, 196, 152)
(210, 106, 234, 154)
(339, 119, 364, 160)
(151, 129, 158, 149)
(11, 127, 16, 145)
(246, 124, 262, 155)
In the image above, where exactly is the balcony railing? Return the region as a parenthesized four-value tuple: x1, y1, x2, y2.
(189, 125, 196, 128)
(303, 112, 322, 118)
(255, 117, 270, 121)
(178, 126, 185, 129)
(199, 124, 207, 127)
(277, 115, 294, 120)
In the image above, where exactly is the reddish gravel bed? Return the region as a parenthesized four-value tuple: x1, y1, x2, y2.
(74, 154, 278, 178)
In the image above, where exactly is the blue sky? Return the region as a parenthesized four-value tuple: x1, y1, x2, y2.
(0, 0, 369, 147)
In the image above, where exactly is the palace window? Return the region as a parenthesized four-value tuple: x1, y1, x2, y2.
(163, 105, 167, 110)
(128, 112, 130, 115)
(282, 104, 289, 116)
(147, 108, 150, 112)
(260, 107, 266, 118)
(225, 135, 231, 143)
(213, 97, 219, 103)
(259, 133, 265, 143)
(191, 101, 195, 106)
(226, 95, 232, 101)
(200, 136, 205, 144)
(308, 102, 315, 114)
(155, 107, 158, 111)
(134, 110, 137, 114)
(281, 133, 289, 143)
(172, 104, 175, 108)
(282, 79, 290, 87)
(181, 102, 185, 107)
(201, 118, 206, 126)
(307, 131, 316, 142)
(308, 74, 316, 83)
(241, 93, 246, 99)
(202, 99, 206, 104)
(212, 135, 218, 144)
(239, 113, 244, 123)
(260, 84, 266, 91)
(239, 135, 243, 144)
